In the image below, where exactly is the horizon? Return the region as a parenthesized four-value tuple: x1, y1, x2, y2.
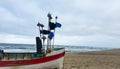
(0, 42, 116, 49)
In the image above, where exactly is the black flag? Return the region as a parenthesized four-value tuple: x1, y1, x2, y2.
(40, 30, 50, 35)
(49, 22, 55, 30)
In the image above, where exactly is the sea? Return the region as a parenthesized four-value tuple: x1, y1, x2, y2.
(0, 43, 112, 53)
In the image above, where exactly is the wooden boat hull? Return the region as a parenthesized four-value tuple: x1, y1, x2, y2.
(0, 48, 65, 69)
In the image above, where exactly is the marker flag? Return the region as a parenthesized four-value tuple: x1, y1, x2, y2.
(40, 30, 50, 35)
(49, 22, 55, 30)
(56, 22, 62, 28)
(49, 22, 62, 30)
(48, 32, 54, 40)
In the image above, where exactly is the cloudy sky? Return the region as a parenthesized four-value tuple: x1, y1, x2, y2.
(0, 0, 120, 48)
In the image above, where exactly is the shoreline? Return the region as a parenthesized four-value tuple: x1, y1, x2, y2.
(63, 49, 120, 69)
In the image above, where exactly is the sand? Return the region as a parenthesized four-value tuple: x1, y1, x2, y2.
(63, 49, 120, 69)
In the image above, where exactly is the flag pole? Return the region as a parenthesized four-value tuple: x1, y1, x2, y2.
(47, 13, 52, 52)
(52, 16, 58, 48)
(37, 22, 42, 38)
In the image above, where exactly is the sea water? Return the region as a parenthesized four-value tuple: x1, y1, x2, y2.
(0, 43, 111, 53)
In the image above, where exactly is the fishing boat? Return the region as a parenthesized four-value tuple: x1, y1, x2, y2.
(0, 13, 65, 69)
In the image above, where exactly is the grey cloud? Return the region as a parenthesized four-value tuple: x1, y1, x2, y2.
(0, 0, 120, 47)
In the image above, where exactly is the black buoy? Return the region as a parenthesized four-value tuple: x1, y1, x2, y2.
(36, 37, 42, 53)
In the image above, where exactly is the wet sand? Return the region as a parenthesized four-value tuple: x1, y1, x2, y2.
(63, 49, 120, 69)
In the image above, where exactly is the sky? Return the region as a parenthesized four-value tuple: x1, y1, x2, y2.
(0, 0, 120, 48)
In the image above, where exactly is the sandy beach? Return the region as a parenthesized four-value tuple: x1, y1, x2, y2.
(63, 49, 120, 69)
